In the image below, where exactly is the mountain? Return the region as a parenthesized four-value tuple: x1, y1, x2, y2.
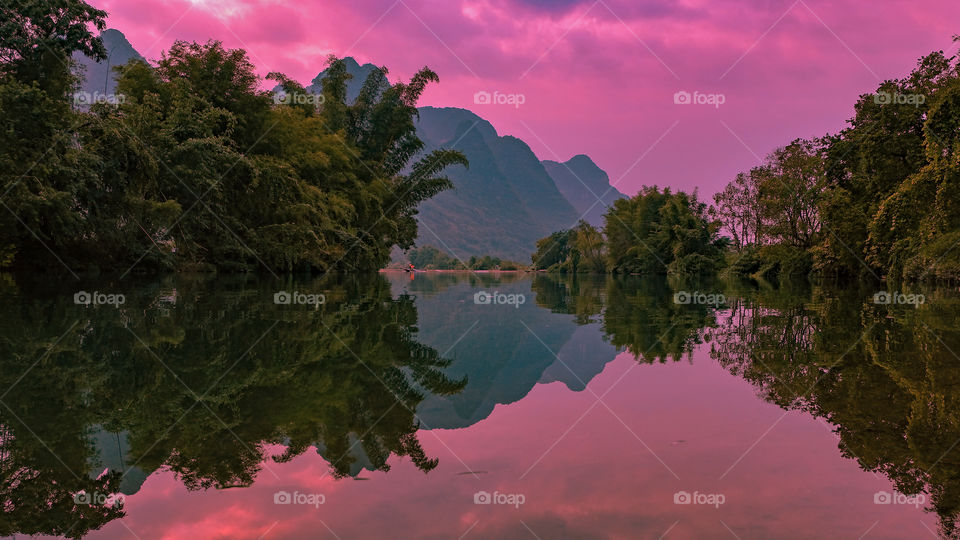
(305, 56, 380, 102)
(413, 107, 581, 261)
(88, 427, 150, 496)
(542, 155, 626, 227)
(72, 29, 145, 95)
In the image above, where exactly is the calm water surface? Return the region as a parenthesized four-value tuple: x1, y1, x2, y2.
(0, 272, 955, 539)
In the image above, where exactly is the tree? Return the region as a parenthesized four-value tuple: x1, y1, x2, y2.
(865, 76, 960, 279)
(531, 230, 572, 270)
(711, 172, 760, 250)
(0, 0, 107, 93)
(604, 186, 724, 275)
(816, 46, 960, 279)
(0, 0, 108, 270)
(530, 221, 605, 273)
(754, 139, 824, 250)
(407, 245, 464, 269)
(570, 220, 606, 273)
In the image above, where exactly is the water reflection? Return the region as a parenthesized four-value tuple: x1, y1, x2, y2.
(707, 282, 960, 538)
(0, 274, 464, 537)
(0, 272, 957, 537)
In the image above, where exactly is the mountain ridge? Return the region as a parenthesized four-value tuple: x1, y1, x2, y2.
(542, 154, 626, 227)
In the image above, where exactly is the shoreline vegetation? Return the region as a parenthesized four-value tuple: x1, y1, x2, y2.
(528, 39, 960, 284)
(0, 1, 467, 275)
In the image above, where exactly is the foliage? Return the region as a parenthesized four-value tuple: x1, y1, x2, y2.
(467, 254, 522, 270)
(530, 229, 572, 270)
(0, 0, 466, 274)
(530, 221, 606, 273)
(712, 139, 824, 281)
(531, 189, 724, 276)
(604, 187, 725, 275)
(710, 172, 760, 251)
(407, 245, 465, 269)
(716, 42, 960, 282)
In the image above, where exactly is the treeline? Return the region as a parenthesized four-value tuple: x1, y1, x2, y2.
(534, 40, 960, 282)
(714, 42, 960, 282)
(405, 245, 523, 270)
(0, 1, 465, 274)
(531, 188, 726, 275)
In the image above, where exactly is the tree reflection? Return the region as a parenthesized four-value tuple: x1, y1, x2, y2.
(0, 273, 464, 537)
(531, 274, 721, 362)
(709, 282, 960, 537)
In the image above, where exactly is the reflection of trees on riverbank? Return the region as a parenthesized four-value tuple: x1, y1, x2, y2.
(535, 273, 960, 535)
(531, 274, 606, 324)
(0, 274, 464, 537)
(708, 283, 960, 538)
(531, 274, 721, 362)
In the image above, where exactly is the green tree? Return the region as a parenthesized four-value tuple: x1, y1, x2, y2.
(408, 245, 464, 269)
(531, 230, 572, 270)
(753, 139, 825, 250)
(0, 0, 108, 270)
(570, 220, 606, 273)
(604, 187, 724, 275)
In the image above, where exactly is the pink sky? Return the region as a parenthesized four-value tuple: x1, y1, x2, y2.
(90, 0, 960, 197)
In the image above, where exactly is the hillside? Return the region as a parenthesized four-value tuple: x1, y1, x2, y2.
(413, 107, 580, 260)
(542, 155, 626, 227)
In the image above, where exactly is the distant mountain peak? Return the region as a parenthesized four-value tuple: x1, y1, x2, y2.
(542, 155, 624, 227)
(308, 57, 383, 101)
(73, 28, 145, 95)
